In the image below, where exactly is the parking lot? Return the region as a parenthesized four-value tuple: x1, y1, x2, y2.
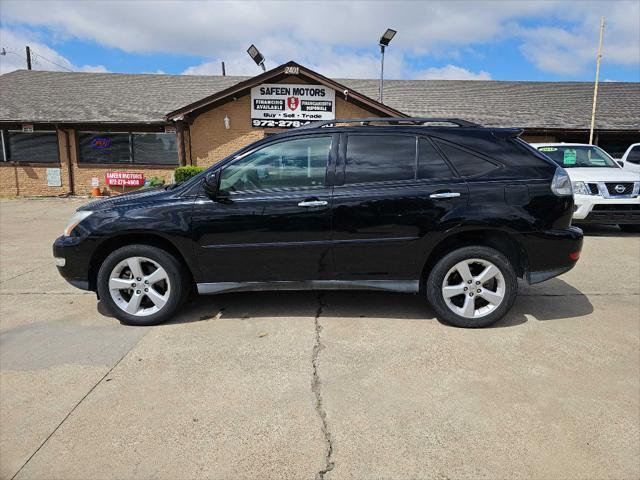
(0, 197, 638, 480)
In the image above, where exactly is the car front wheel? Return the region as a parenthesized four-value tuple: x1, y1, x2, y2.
(426, 246, 518, 328)
(97, 245, 189, 326)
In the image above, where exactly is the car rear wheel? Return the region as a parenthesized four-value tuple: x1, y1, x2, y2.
(426, 246, 518, 328)
(619, 224, 640, 233)
(97, 245, 189, 326)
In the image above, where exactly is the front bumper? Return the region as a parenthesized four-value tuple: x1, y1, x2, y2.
(53, 235, 93, 291)
(523, 226, 584, 284)
(573, 194, 640, 224)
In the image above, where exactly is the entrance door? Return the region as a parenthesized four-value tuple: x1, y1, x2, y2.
(191, 134, 337, 285)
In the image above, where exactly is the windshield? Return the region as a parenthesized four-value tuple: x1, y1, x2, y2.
(536, 145, 618, 168)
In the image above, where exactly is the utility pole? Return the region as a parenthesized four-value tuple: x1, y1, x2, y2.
(25, 45, 32, 70)
(589, 17, 605, 145)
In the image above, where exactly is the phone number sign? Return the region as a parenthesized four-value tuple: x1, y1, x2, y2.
(105, 171, 145, 187)
(250, 83, 335, 128)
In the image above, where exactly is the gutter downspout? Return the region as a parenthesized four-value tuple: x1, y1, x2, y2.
(60, 126, 74, 195)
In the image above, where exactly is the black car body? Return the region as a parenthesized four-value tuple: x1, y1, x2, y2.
(54, 118, 583, 328)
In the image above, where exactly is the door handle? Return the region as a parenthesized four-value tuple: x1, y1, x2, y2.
(298, 200, 328, 207)
(429, 192, 461, 199)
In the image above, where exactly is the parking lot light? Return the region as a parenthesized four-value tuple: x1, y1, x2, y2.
(378, 28, 397, 103)
(247, 44, 266, 72)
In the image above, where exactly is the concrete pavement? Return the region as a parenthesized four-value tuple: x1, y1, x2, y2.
(0, 198, 638, 479)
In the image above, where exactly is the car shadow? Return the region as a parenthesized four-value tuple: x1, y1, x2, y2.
(144, 277, 594, 329)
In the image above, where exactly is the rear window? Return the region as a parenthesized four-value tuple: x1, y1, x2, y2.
(434, 140, 499, 177)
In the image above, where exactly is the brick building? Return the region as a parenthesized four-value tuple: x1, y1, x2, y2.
(1, 61, 638, 196)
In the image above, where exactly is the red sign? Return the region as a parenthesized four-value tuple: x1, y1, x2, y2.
(105, 171, 145, 187)
(287, 96, 299, 111)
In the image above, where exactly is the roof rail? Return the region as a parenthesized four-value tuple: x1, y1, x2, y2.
(297, 117, 481, 129)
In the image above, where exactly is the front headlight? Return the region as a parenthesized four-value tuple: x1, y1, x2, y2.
(64, 211, 93, 236)
(571, 181, 591, 196)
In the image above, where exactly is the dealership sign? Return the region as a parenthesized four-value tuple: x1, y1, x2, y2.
(250, 83, 335, 128)
(105, 172, 145, 187)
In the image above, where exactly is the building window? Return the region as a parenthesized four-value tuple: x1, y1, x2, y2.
(1, 130, 59, 163)
(132, 133, 179, 165)
(77, 131, 178, 165)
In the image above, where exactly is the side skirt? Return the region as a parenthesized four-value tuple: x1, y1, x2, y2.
(196, 280, 420, 295)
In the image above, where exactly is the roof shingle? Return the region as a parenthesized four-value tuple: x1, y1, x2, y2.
(1, 69, 638, 130)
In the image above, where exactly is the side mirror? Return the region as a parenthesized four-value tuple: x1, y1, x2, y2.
(616, 160, 624, 168)
(203, 171, 221, 197)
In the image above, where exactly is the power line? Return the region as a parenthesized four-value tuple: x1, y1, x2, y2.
(30, 49, 74, 72)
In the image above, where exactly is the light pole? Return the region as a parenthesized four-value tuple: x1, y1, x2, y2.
(378, 28, 396, 103)
(247, 44, 266, 72)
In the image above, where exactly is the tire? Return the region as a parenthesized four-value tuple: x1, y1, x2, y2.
(619, 224, 640, 233)
(426, 246, 518, 328)
(97, 244, 189, 326)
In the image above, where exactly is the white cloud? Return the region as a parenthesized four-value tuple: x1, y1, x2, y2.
(0, 27, 108, 74)
(1, 1, 638, 78)
(416, 65, 491, 80)
(517, 2, 640, 75)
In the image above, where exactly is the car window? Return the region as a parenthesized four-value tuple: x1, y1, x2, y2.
(220, 136, 331, 193)
(433, 140, 499, 177)
(627, 146, 640, 165)
(536, 145, 617, 168)
(418, 137, 456, 179)
(345, 134, 416, 184)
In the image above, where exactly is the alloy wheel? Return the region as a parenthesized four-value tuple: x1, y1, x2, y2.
(108, 256, 171, 317)
(442, 258, 506, 319)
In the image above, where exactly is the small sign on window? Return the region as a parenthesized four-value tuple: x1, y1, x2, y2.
(563, 149, 577, 165)
(22, 124, 34, 133)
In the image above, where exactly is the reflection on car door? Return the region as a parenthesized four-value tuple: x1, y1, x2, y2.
(330, 133, 469, 282)
(191, 134, 338, 284)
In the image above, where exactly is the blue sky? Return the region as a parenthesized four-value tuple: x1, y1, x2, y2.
(1, 0, 638, 81)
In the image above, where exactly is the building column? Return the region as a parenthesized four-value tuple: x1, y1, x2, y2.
(176, 122, 186, 167)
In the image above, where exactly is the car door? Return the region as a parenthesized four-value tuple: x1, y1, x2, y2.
(191, 134, 337, 284)
(331, 133, 469, 281)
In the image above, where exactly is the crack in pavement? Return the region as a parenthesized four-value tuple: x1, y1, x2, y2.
(312, 293, 334, 480)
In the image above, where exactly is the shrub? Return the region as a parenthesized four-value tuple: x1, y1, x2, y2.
(174, 166, 205, 183)
(143, 176, 165, 188)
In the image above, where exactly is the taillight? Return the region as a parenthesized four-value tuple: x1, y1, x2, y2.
(551, 167, 573, 196)
(569, 251, 581, 260)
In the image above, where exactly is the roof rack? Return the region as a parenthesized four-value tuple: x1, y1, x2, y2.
(297, 117, 481, 130)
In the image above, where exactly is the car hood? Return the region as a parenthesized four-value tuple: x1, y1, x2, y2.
(565, 167, 640, 183)
(78, 187, 169, 212)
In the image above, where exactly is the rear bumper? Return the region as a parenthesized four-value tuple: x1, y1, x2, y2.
(523, 226, 583, 284)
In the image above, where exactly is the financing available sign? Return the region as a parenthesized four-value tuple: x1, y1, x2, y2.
(250, 83, 335, 128)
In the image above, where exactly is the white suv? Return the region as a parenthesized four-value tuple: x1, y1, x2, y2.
(531, 143, 640, 232)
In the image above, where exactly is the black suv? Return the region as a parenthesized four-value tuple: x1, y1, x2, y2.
(54, 118, 583, 328)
